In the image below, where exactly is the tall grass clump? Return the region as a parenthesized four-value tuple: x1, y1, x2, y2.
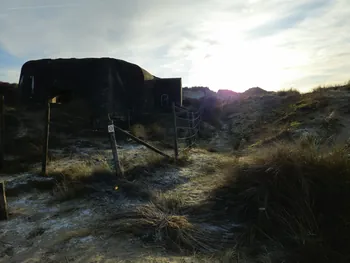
(206, 141, 350, 262)
(277, 88, 301, 97)
(107, 201, 223, 254)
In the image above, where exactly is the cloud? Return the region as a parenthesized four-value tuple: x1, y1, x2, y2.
(0, 0, 349, 92)
(246, 0, 331, 38)
(6, 3, 80, 11)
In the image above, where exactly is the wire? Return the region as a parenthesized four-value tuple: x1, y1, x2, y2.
(192, 114, 201, 122)
(178, 132, 198, 140)
(175, 109, 189, 115)
(176, 126, 193, 130)
(175, 116, 191, 121)
(174, 105, 201, 116)
(179, 140, 197, 153)
(178, 126, 200, 139)
(174, 105, 188, 110)
(193, 120, 201, 130)
(177, 109, 201, 116)
(176, 114, 201, 122)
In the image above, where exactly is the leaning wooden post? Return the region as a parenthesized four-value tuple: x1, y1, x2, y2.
(108, 119, 123, 176)
(0, 181, 8, 220)
(172, 103, 178, 161)
(41, 100, 51, 176)
(0, 95, 4, 169)
(113, 125, 171, 159)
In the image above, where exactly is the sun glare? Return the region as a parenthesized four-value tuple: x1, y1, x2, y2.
(188, 37, 312, 92)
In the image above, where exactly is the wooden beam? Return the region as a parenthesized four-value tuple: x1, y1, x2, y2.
(113, 125, 171, 159)
(0, 181, 8, 220)
(41, 101, 51, 176)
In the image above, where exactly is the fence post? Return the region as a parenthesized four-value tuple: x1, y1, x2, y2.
(127, 110, 131, 129)
(172, 103, 178, 161)
(0, 95, 4, 169)
(186, 111, 192, 147)
(0, 181, 8, 220)
(108, 119, 123, 176)
(191, 112, 195, 147)
(42, 100, 51, 176)
(196, 112, 201, 138)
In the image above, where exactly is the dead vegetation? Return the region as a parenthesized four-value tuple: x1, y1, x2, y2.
(182, 140, 350, 262)
(97, 137, 350, 262)
(48, 150, 192, 203)
(108, 203, 218, 253)
(3, 81, 350, 262)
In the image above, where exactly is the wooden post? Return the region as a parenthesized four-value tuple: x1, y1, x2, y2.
(191, 112, 195, 147)
(108, 119, 123, 176)
(41, 101, 51, 176)
(0, 95, 4, 169)
(0, 181, 8, 220)
(186, 111, 192, 147)
(113, 125, 171, 159)
(127, 110, 131, 129)
(196, 113, 201, 138)
(172, 103, 178, 161)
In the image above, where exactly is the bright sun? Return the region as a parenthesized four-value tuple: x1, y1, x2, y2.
(188, 39, 310, 92)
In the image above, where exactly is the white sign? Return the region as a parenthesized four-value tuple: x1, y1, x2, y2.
(108, 125, 115, 133)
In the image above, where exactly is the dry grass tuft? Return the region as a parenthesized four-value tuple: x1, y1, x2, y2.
(109, 202, 222, 254)
(198, 141, 350, 262)
(123, 152, 191, 180)
(130, 124, 148, 139)
(277, 88, 301, 97)
(146, 122, 166, 140)
(50, 152, 186, 202)
(49, 160, 115, 202)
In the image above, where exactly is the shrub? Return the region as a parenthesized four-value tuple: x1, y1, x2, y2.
(277, 88, 301, 97)
(203, 142, 350, 262)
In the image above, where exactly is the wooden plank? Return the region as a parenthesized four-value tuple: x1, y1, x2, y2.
(0, 181, 8, 220)
(113, 125, 171, 159)
(0, 95, 4, 169)
(41, 101, 51, 176)
(108, 120, 124, 176)
(172, 103, 178, 161)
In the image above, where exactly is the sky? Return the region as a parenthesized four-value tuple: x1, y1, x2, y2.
(0, 0, 349, 93)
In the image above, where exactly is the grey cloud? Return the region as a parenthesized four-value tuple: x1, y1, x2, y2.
(6, 3, 80, 10)
(246, 0, 331, 38)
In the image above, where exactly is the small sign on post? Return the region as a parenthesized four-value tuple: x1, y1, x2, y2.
(108, 124, 115, 133)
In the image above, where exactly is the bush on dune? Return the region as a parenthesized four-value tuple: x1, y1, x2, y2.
(203, 141, 350, 262)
